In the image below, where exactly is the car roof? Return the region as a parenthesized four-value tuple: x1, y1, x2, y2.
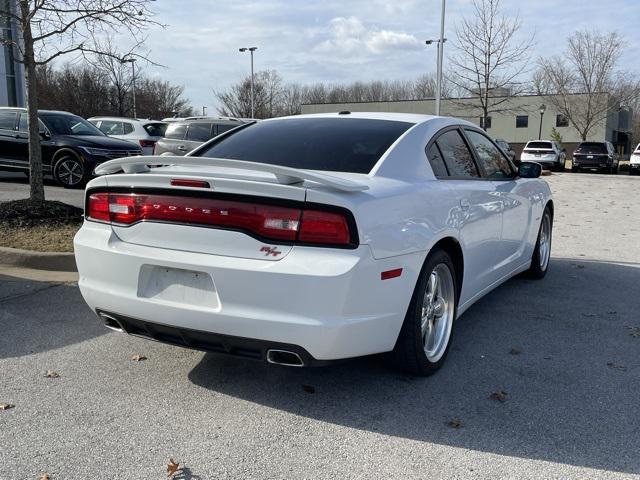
(0, 107, 76, 115)
(88, 116, 166, 124)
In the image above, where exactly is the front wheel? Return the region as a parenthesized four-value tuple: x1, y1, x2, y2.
(53, 154, 88, 188)
(526, 207, 552, 279)
(393, 249, 458, 376)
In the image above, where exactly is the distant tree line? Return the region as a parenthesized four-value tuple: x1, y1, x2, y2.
(36, 63, 195, 120)
(216, 71, 449, 119)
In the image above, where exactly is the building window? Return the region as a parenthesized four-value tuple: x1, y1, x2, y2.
(556, 114, 568, 127)
(516, 115, 528, 128)
(480, 116, 492, 129)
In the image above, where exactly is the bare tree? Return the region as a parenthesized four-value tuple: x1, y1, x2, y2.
(536, 30, 640, 141)
(448, 0, 533, 129)
(0, 1, 160, 202)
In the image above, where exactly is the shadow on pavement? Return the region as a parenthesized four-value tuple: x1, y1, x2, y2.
(0, 275, 104, 359)
(189, 258, 640, 475)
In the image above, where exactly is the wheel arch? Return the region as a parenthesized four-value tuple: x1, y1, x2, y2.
(429, 236, 464, 301)
(52, 147, 82, 165)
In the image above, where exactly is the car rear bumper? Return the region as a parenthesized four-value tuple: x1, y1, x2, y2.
(74, 222, 421, 361)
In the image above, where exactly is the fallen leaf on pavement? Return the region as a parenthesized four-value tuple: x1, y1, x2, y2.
(509, 348, 521, 355)
(130, 355, 147, 362)
(167, 459, 180, 477)
(302, 384, 316, 394)
(37, 474, 50, 480)
(607, 362, 627, 371)
(489, 391, 508, 402)
(627, 327, 640, 338)
(0, 403, 15, 410)
(45, 370, 60, 378)
(447, 418, 463, 429)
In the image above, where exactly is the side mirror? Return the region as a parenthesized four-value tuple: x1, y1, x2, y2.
(518, 161, 542, 179)
(39, 130, 50, 140)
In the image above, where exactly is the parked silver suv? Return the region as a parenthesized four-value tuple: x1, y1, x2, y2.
(154, 117, 248, 156)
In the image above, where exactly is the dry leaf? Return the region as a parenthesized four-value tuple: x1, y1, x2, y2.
(37, 474, 50, 480)
(607, 362, 627, 371)
(130, 355, 147, 362)
(302, 384, 316, 394)
(447, 418, 463, 429)
(167, 458, 180, 477)
(489, 391, 508, 402)
(627, 327, 640, 338)
(0, 403, 15, 410)
(45, 370, 60, 378)
(509, 348, 521, 355)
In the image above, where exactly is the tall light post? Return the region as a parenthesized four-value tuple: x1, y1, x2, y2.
(239, 46, 258, 118)
(121, 57, 137, 118)
(425, 0, 446, 115)
(538, 103, 546, 140)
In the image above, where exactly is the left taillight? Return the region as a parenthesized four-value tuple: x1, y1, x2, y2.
(139, 139, 156, 148)
(86, 192, 355, 247)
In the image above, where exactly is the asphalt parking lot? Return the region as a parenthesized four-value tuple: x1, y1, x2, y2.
(1, 172, 639, 479)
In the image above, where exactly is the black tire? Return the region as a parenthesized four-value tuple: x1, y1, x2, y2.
(392, 248, 458, 376)
(526, 207, 552, 279)
(53, 153, 88, 188)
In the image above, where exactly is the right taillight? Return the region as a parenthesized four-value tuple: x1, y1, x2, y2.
(86, 192, 355, 247)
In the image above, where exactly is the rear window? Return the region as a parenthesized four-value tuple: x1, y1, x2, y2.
(196, 118, 413, 173)
(164, 123, 187, 140)
(576, 143, 607, 154)
(525, 141, 553, 150)
(144, 122, 168, 137)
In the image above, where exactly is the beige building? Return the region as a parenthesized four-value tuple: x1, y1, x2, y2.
(301, 93, 633, 158)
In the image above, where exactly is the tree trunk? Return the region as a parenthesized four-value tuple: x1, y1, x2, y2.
(20, 7, 45, 202)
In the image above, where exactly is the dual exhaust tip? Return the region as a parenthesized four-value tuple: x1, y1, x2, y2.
(98, 312, 305, 367)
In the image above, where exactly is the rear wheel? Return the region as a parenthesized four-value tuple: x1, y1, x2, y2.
(53, 154, 87, 188)
(393, 249, 457, 376)
(526, 207, 552, 279)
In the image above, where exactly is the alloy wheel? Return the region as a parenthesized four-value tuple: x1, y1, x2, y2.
(421, 263, 455, 363)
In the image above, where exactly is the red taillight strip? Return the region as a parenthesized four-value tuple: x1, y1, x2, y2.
(86, 191, 355, 247)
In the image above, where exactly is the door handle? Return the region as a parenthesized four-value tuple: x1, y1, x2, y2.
(460, 199, 470, 211)
(177, 145, 187, 151)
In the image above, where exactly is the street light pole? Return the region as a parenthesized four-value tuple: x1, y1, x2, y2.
(435, 0, 446, 116)
(538, 103, 546, 140)
(121, 58, 137, 118)
(239, 47, 258, 118)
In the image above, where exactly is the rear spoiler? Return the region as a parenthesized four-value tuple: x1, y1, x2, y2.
(93, 156, 369, 192)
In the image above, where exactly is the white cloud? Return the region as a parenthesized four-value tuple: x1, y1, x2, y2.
(314, 16, 421, 55)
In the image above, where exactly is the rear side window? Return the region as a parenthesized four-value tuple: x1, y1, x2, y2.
(434, 130, 479, 178)
(164, 124, 187, 140)
(427, 144, 448, 177)
(216, 123, 237, 135)
(0, 111, 17, 130)
(143, 123, 167, 137)
(123, 123, 134, 134)
(465, 130, 513, 179)
(99, 120, 124, 135)
(197, 118, 413, 173)
(186, 123, 213, 142)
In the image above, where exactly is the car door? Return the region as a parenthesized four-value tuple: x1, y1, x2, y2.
(16, 113, 56, 173)
(0, 110, 21, 168)
(463, 128, 532, 277)
(428, 127, 504, 299)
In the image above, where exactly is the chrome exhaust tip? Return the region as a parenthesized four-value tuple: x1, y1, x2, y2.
(266, 349, 305, 367)
(98, 313, 124, 333)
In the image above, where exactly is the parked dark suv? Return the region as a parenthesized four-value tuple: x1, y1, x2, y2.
(0, 108, 142, 188)
(571, 141, 619, 174)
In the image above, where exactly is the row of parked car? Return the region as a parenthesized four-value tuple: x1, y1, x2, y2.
(0, 106, 638, 187)
(0, 107, 251, 187)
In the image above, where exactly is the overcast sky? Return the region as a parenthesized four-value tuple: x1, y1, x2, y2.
(134, 0, 640, 114)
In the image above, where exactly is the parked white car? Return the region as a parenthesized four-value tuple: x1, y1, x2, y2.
(630, 143, 640, 176)
(88, 117, 168, 155)
(520, 140, 566, 170)
(74, 113, 553, 376)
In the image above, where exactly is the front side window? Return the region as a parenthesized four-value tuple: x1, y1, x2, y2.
(434, 129, 479, 178)
(40, 114, 104, 136)
(516, 115, 528, 128)
(197, 118, 413, 174)
(186, 123, 213, 142)
(0, 111, 17, 130)
(164, 124, 187, 140)
(99, 120, 124, 135)
(426, 143, 448, 177)
(465, 130, 514, 179)
(18, 114, 47, 133)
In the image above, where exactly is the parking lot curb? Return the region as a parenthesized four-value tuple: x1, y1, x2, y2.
(0, 246, 76, 272)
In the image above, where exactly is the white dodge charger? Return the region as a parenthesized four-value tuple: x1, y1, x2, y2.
(74, 112, 553, 376)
